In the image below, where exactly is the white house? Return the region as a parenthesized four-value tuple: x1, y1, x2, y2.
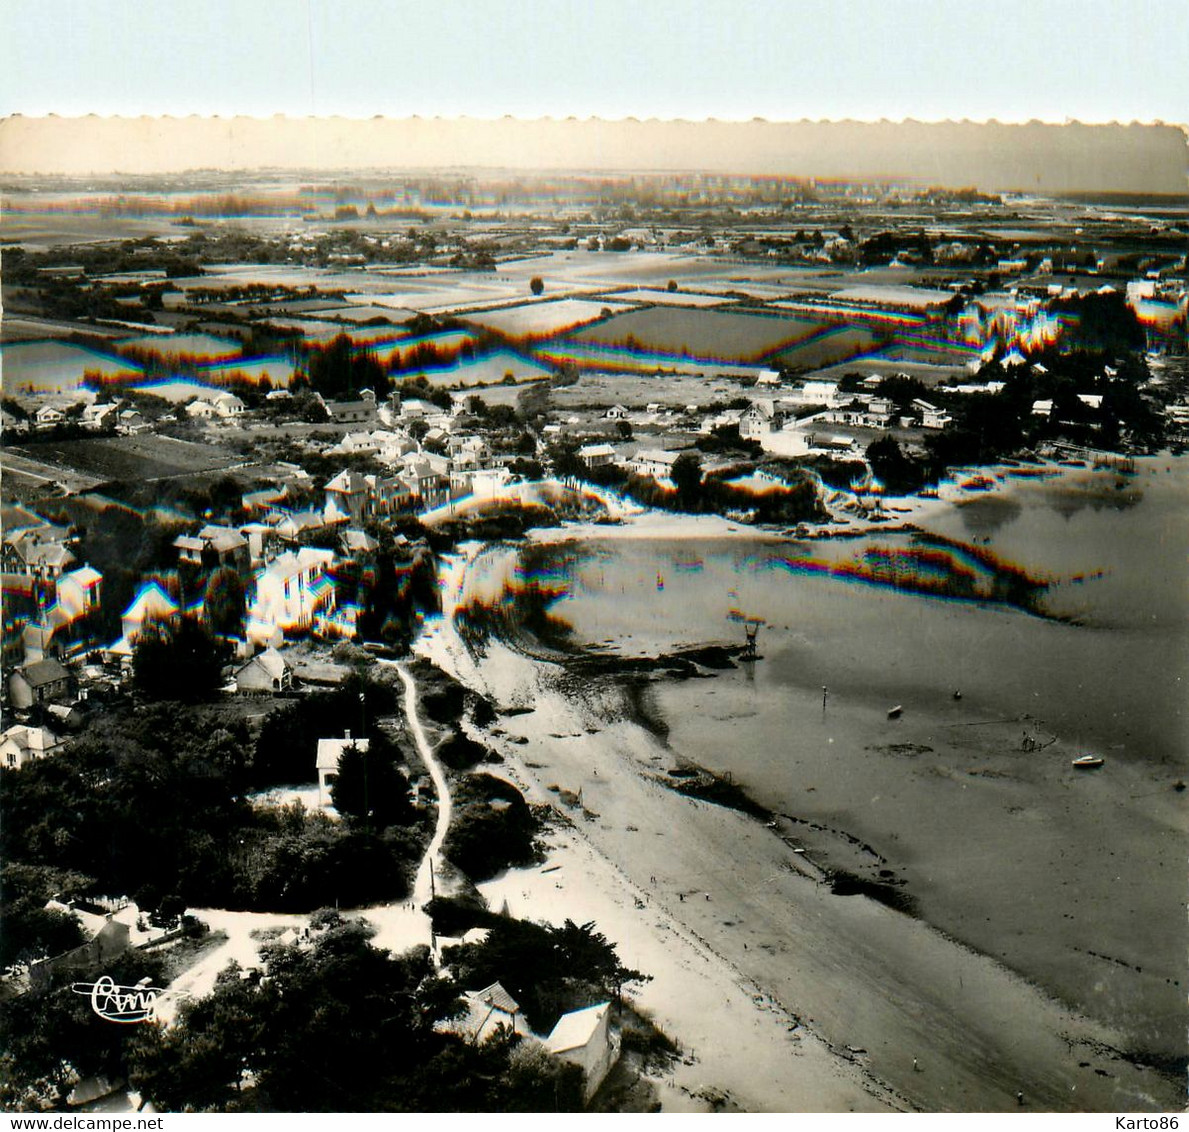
(754, 369, 782, 387)
(740, 400, 783, 439)
(912, 399, 952, 430)
(81, 402, 118, 430)
(0, 724, 62, 771)
(544, 1002, 619, 1101)
(212, 391, 246, 418)
(186, 399, 217, 419)
(34, 405, 66, 429)
(247, 547, 337, 644)
(629, 449, 682, 479)
(577, 443, 616, 469)
(110, 581, 180, 657)
(316, 732, 369, 809)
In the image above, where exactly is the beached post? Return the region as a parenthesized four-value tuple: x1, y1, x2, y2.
(822, 686, 828, 713)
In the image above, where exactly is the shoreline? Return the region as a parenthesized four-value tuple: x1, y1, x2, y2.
(415, 532, 1184, 1111)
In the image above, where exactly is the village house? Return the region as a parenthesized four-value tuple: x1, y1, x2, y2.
(326, 394, 379, 426)
(273, 508, 329, 545)
(577, 443, 616, 469)
(247, 547, 337, 645)
(47, 564, 103, 632)
(543, 1002, 619, 1101)
(185, 399, 217, 420)
(450, 982, 532, 1043)
(740, 399, 784, 439)
(3, 531, 77, 582)
(912, 399, 952, 430)
(366, 473, 417, 519)
(316, 731, 369, 809)
(116, 409, 148, 435)
(34, 405, 66, 430)
(603, 404, 630, 420)
(109, 582, 181, 658)
(81, 402, 118, 430)
(338, 528, 379, 561)
(399, 457, 451, 510)
(0, 723, 62, 770)
(324, 470, 369, 526)
(629, 449, 682, 480)
(754, 368, 782, 387)
(9, 657, 73, 710)
(210, 391, 246, 418)
(234, 646, 294, 694)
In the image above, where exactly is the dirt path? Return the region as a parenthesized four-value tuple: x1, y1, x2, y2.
(391, 661, 453, 909)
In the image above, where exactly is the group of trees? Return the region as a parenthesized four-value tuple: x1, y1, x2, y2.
(549, 443, 824, 524)
(3, 905, 639, 1112)
(0, 693, 426, 920)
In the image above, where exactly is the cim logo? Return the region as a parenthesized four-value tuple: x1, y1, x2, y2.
(71, 976, 163, 1023)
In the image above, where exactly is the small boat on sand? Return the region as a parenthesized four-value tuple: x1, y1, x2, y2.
(887, 705, 903, 719)
(1071, 754, 1104, 769)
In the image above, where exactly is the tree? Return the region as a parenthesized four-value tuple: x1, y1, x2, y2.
(866, 435, 928, 495)
(666, 279, 678, 292)
(529, 276, 544, 296)
(329, 739, 415, 829)
(615, 419, 633, 440)
(132, 619, 231, 702)
(204, 568, 246, 637)
(670, 452, 704, 510)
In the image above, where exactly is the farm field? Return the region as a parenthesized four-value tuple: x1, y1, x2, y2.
(797, 356, 972, 387)
(769, 324, 884, 371)
(202, 357, 298, 386)
(598, 287, 733, 307)
(409, 348, 554, 387)
(569, 306, 828, 363)
(536, 340, 763, 377)
(6, 434, 243, 484)
(1, 317, 133, 343)
(460, 298, 635, 338)
(1, 340, 142, 397)
(549, 370, 746, 409)
(117, 332, 243, 360)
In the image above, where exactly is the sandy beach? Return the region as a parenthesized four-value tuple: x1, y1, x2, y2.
(410, 461, 1187, 1112)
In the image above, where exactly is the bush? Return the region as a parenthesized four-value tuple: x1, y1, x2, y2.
(444, 775, 538, 881)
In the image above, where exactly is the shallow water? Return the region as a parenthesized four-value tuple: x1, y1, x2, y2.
(501, 456, 1189, 766)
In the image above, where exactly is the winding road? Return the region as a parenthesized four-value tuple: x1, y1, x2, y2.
(391, 661, 453, 909)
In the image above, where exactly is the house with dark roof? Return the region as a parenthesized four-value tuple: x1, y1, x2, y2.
(234, 647, 294, 694)
(9, 657, 73, 709)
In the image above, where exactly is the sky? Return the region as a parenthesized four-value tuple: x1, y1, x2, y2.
(0, 0, 1186, 188)
(1, 0, 1186, 123)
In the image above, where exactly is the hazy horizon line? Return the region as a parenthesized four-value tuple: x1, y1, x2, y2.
(1, 116, 1186, 194)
